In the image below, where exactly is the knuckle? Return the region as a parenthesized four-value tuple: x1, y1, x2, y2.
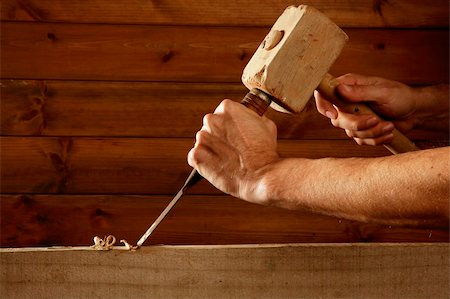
(345, 129, 355, 138)
(374, 135, 391, 145)
(365, 139, 377, 146)
(202, 113, 214, 126)
(220, 99, 235, 112)
(195, 130, 208, 142)
(314, 90, 323, 103)
(330, 118, 339, 127)
(351, 128, 380, 139)
(338, 73, 356, 83)
(191, 150, 202, 164)
(349, 119, 364, 131)
(187, 148, 200, 165)
(187, 151, 194, 166)
(339, 73, 353, 80)
(353, 137, 381, 146)
(353, 137, 364, 146)
(190, 144, 209, 164)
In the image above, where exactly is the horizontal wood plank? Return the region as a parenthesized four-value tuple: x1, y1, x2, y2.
(1, 0, 448, 28)
(0, 137, 394, 194)
(1, 194, 447, 248)
(1, 23, 448, 84)
(1, 244, 448, 298)
(3, 80, 447, 140)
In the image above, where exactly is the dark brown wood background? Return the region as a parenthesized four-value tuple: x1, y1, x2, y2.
(1, 0, 449, 247)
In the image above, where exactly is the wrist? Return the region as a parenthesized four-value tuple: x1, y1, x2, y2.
(239, 159, 282, 205)
(245, 158, 312, 209)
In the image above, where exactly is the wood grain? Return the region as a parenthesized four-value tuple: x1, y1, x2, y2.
(1, 23, 448, 84)
(1, 244, 448, 299)
(3, 80, 447, 140)
(3, 194, 447, 247)
(1, 0, 448, 28)
(0, 137, 394, 194)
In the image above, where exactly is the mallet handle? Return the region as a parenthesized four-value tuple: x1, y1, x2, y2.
(317, 73, 420, 154)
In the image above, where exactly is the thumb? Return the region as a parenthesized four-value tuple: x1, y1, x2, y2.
(336, 84, 387, 105)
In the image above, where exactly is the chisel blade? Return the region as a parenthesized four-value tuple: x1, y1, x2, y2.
(136, 169, 202, 247)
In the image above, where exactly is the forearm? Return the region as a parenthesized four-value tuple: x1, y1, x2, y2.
(256, 147, 449, 227)
(413, 84, 449, 131)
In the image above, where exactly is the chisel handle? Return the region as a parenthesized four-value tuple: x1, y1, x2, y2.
(241, 88, 273, 116)
(317, 73, 420, 154)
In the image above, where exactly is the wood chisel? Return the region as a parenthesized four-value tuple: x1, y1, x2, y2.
(136, 169, 201, 247)
(136, 89, 274, 247)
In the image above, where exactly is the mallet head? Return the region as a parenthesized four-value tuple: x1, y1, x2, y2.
(242, 5, 348, 113)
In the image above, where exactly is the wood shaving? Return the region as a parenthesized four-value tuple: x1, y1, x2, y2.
(91, 235, 138, 251)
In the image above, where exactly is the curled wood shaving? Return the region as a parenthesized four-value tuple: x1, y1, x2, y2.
(91, 235, 138, 251)
(120, 239, 136, 250)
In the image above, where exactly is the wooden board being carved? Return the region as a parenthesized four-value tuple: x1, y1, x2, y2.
(1, 243, 448, 299)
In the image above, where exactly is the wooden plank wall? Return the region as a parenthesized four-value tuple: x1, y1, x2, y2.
(1, 0, 449, 247)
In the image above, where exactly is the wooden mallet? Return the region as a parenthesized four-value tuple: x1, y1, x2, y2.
(241, 4, 419, 154)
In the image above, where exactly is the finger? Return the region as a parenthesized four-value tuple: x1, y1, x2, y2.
(336, 73, 380, 86)
(335, 73, 391, 105)
(202, 113, 223, 135)
(392, 119, 415, 133)
(314, 90, 338, 119)
(336, 83, 389, 105)
(202, 113, 213, 134)
(344, 121, 395, 139)
(188, 130, 237, 179)
(193, 130, 223, 156)
(188, 144, 213, 168)
(194, 129, 238, 162)
(216, 98, 267, 121)
(188, 130, 222, 167)
(330, 111, 380, 131)
(214, 98, 239, 115)
(353, 133, 394, 146)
